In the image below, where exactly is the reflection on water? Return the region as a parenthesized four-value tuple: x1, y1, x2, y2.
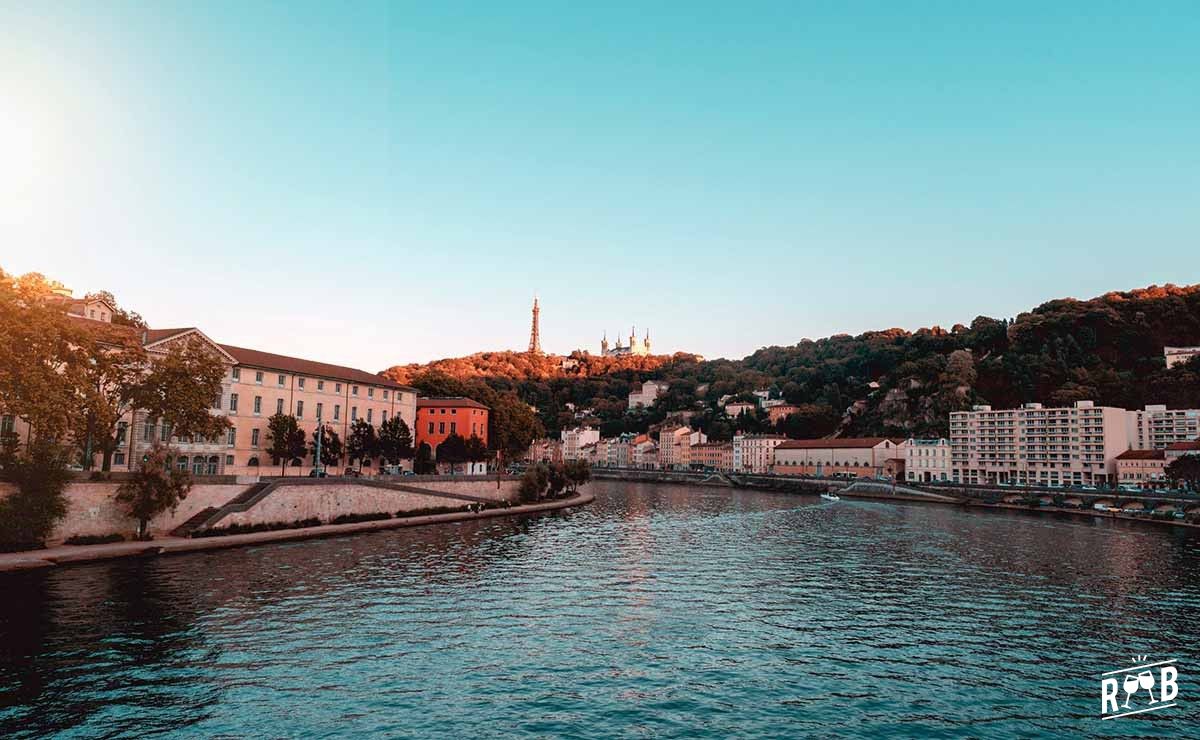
(2, 482, 1199, 738)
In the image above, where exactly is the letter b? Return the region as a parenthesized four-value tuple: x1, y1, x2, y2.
(1160, 666, 1178, 703)
(1101, 677, 1119, 714)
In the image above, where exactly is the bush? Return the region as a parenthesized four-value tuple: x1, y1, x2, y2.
(397, 505, 471, 518)
(0, 441, 72, 552)
(330, 512, 392, 525)
(63, 533, 126, 546)
(192, 518, 322, 538)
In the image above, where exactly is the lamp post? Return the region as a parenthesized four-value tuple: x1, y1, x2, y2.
(314, 412, 324, 478)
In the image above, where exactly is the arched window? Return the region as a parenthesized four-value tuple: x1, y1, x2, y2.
(248, 456, 259, 467)
(176, 456, 189, 471)
(207, 455, 219, 475)
(192, 458, 205, 475)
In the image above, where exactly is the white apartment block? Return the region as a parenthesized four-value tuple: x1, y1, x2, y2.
(658, 426, 706, 470)
(733, 434, 787, 474)
(1127, 405, 1200, 450)
(949, 401, 1130, 486)
(904, 438, 951, 483)
(628, 380, 670, 409)
(560, 427, 601, 461)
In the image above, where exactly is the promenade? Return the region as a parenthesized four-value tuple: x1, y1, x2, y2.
(0, 491, 594, 573)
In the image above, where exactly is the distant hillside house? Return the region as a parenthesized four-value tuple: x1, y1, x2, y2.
(629, 380, 669, 409)
(1164, 346, 1200, 369)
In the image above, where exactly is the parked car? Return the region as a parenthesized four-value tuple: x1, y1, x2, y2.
(307, 469, 327, 478)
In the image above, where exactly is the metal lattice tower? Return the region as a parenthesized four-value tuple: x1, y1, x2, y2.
(528, 296, 542, 353)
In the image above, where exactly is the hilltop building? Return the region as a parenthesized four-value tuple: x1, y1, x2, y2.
(1164, 346, 1200, 369)
(602, 327, 652, 357)
(629, 380, 669, 409)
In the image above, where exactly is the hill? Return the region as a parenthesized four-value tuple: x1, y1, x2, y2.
(385, 284, 1200, 443)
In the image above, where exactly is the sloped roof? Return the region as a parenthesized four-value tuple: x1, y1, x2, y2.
(1166, 440, 1200, 451)
(776, 437, 901, 450)
(220, 344, 416, 391)
(417, 396, 489, 410)
(1116, 450, 1165, 460)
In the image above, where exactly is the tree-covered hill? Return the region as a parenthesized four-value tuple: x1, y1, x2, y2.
(386, 284, 1200, 442)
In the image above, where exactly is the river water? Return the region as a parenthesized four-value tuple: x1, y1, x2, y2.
(1, 481, 1198, 738)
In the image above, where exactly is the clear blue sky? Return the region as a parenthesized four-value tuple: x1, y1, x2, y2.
(2, 2, 1197, 370)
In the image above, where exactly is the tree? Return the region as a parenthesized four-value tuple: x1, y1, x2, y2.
(116, 443, 192, 539)
(84, 290, 147, 329)
(436, 432, 468, 474)
(465, 434, 489, 470)
(562, 459, 591, 493)
(413, 442, 436, 474)
(347, 419, 378, 472)
(0, 439, 72, 551)
(518, 463, 549, 502)
(266, 413, 307, 476)
(0, 271, 93, 443)
(1166, 455, 1200, 491)
(133, 336, 230, 442)
(71, 326, 147, 471)
(310, 424, 343, 470)
(377, 415, 414, 466)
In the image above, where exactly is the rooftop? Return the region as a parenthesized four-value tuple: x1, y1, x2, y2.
(1116, 450, 1165, 460)
(221, 344, 416, 391)
(776, 437, 902, 450)
(417, 396, 490, 410)
(1166, 440, 1200, 451)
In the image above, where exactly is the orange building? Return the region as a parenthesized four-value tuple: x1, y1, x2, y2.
(415, 397, 490, 454)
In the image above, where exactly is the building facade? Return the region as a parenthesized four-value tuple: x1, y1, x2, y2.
(1164, 346, 1200, 369)
(561, 427, 601, 461)
(766, 404, 803, 424)
(733, 434, 787, 474)
(949, 401, 1130, 486)
(602, 327, 652, 357)
(690, 442, 733, 471)
(1128, 405, 1200, 450)
(773, 438, 905, 478)
(415, 397, 490, 470)
(631, 435, 658, 469)
(658, 426, 706, 470)
(1114, 450, 1167, 488)
(629, 380, 669, 409)
(904, 438, 951, 483)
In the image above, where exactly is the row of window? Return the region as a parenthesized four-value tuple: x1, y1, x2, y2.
(229, 368, 394, 400)
(227, 394, 388, 424)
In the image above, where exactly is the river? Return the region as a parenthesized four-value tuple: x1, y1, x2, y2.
(2, 481, 1198, 737)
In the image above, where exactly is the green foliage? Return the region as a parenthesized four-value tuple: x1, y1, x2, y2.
(436, 432, 468, 471)
(518, 463, 549, 502)
(309, 424, 343, 469)
(413, 442, 436, 474)
(1166, 455, 1200, 491)
(378, 415, 414, 464)
(115, 442, 193, 539)
(346, 419, 378, 471)
(266, 413, 307, 475)
(0, 440, 72, 552)
(133, 336, 230, 441)
(63, 533, 126, 546)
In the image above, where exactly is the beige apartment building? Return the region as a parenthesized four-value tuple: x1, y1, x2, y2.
(733, 434, 787, 474)
(658, 426, 707, 470)
(949, 401, 1130, 486)
(904, 438, 951, 483)
(1127, 405, 1200, 450)
(773, 438, 906, 478)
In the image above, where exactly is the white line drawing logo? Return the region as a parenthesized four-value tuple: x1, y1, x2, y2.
(1100, 656, 1179, 720)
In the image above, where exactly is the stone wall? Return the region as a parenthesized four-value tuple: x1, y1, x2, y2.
(219, 484, 465, 528)
(0, 477, 521, 545)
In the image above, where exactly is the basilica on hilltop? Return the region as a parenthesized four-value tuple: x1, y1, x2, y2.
(602, 327, 652, 357)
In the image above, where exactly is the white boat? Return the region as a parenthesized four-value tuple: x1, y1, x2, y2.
(821, 493, 840, 502)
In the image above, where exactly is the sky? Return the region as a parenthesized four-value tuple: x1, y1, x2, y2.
(1, 2, 1197, 371)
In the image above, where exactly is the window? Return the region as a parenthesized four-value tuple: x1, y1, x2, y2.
(336, 383, 342, 394)
(161, 424, 171, 442)
(116, 422, 128, 445)
(351, 407, 358, 421)
(298, 377, 306, 389)
(278, 374, 285, 386)
(255, 370, 264, 384)
(143, 420, 154, 441)
(428, 422, 434, 434)
(296, 401, 304, 418)
(229, 393, 239, 412)
(382, 410, 388, 423)
(383, 390, 389, 400)
(254, 396, 262, 414)
(176, 456, 188, 471)
(227, 428, 236, 446)
(439, 422, 445, 434)
(232, 367, 240, 381)
(0, 415, 12, 435)
(316, 402, 323, 420)
(352, 385, 359, 396)
(226, 455, 234, 466)
(276, 398, 284, 414)
(368, 387, 374, 398)
(367, 409, 373, 424)
(114, 452, 126, 466)
(450, 422, 456, 434)
(334, 404, 341, 421)
(317, 380, 324, 392)
(251, 429, 260, 447)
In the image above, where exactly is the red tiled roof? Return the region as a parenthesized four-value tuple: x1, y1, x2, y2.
(1166, 440, 1200, 451)
(776, 437, 901, 450)
(417, 396, 489, 410)
(219, 344, 416, 391)
(1116, 450, 1165, 460)
(143, 327, 197, 344)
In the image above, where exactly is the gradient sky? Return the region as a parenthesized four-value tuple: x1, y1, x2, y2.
(2, 2, 1197, 371)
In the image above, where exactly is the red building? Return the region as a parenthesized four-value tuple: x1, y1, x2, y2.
(415, 397, 490, 453)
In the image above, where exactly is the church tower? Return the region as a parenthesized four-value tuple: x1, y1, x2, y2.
(643, 328, 651, 353)
(528, 297, 542, 354)
(601, 331, 609, 355)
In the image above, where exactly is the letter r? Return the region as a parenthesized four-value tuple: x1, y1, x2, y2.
(1101, 678, 1119, 714)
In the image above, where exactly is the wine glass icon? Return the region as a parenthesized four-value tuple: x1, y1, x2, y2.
(1138, 670, 1158, 703)
(1122, 673, 1140, 708)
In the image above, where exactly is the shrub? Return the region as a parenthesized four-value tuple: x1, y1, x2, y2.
(0, 440, 72, 552)
(63, 533, 126, 546)
(330, 512, 392, 525)
(191, 518, 322, 538)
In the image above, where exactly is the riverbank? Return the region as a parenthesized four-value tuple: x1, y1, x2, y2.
(0, 491, 594, 573)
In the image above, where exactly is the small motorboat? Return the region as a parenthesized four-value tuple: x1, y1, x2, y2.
(821, 492, 840, 502)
